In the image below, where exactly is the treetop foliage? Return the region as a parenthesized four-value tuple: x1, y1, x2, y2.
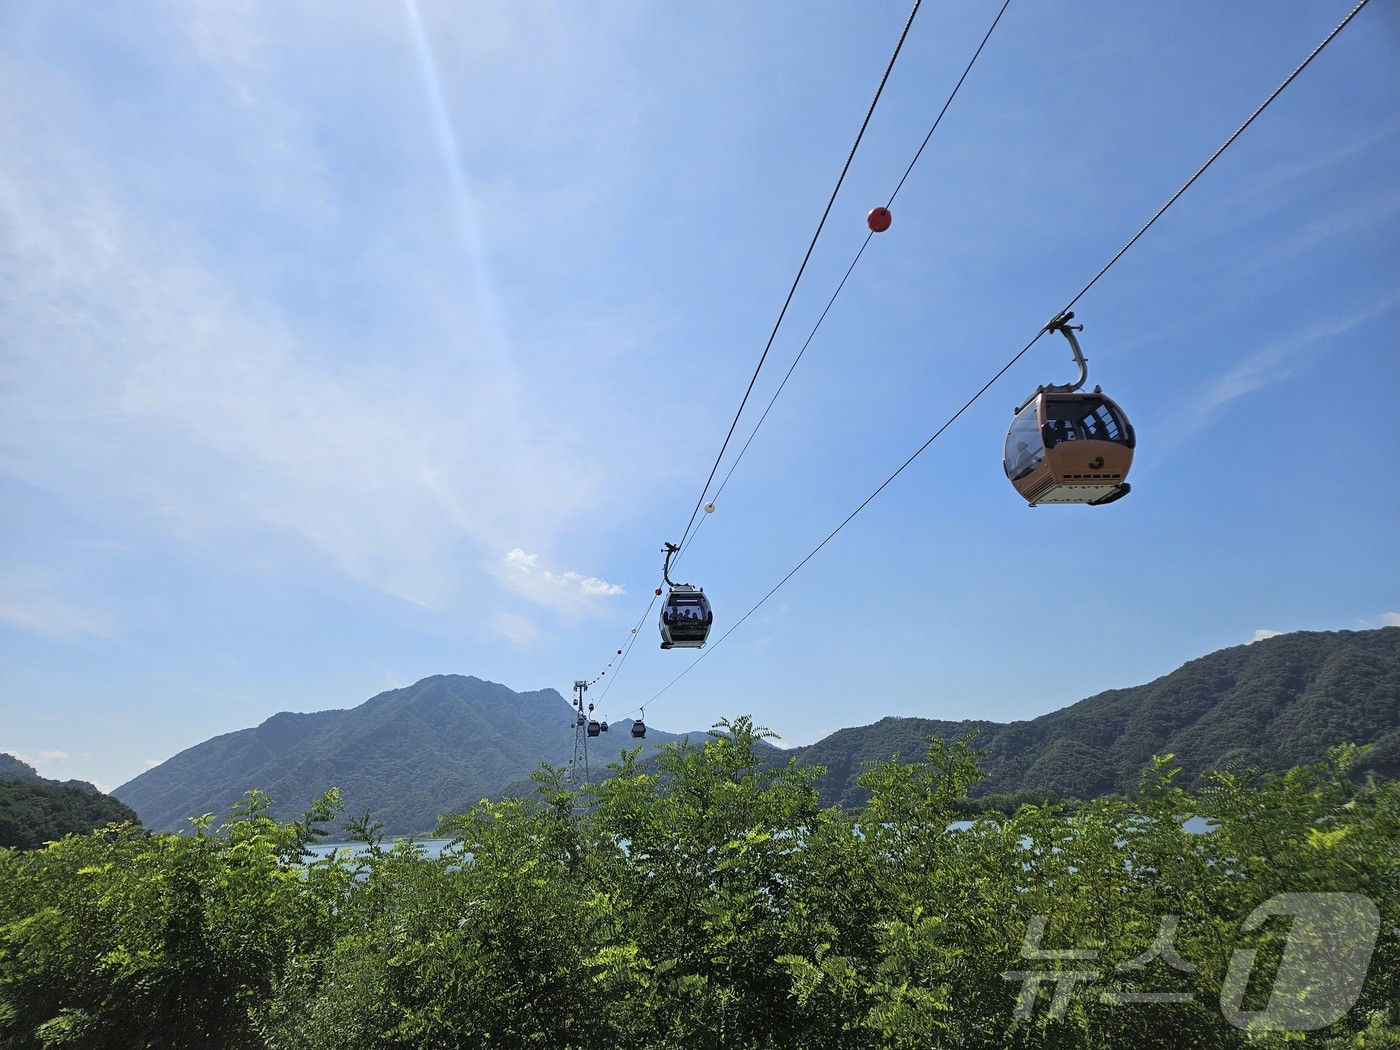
(0, 778, 140, 850)
(2, 717, 1395, 1049)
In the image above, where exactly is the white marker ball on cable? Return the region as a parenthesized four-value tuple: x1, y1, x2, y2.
(704, 501, 715, 513)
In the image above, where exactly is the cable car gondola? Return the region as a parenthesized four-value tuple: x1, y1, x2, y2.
(631, 718, 646, 739)
(658, 542, 712, 649)
(1004, 313, 1134, 507)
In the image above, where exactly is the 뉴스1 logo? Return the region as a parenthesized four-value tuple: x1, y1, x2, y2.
(1004, 892, 1381, 1032)
(1220, 892, 1380, 1031)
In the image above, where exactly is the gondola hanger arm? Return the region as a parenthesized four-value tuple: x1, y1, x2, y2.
(662, 542, 681, 589)
(1016, 311, 1090, 413)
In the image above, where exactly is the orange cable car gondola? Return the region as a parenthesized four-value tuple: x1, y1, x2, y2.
(1004, 313, 1134, 507)
(658, 542, 712, 650)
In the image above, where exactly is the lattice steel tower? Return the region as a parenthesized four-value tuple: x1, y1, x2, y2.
(567, 680, 592, 787)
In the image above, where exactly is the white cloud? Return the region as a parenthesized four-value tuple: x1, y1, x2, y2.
(38, 750, 70, 762)
(143, 759, 161, 769)
(1381, 612, 1400, 627)
(0, 18, 632, 616)
(0, 3, 667, 629)
(563, 574, 626, 597)
(1252, 629, 1284, 642)
(492, 548, 626, 615)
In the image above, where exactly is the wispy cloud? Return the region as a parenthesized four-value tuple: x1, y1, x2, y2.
(1252, 629, 1284, 642)
(491, 548, 626, 616)
(0, 4, 655, 625)
(1182, 295, 1399, 438)
(1381, 612, 1400, 628)
(0, 568, 116, 639)
(39, 750, 70, 762)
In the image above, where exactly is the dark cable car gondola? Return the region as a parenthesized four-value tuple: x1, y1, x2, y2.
(658, 542, 712, 649)
(587, 720, 601, 738)
(1004, 312, 1135, 507)
(631, 712, 647, 739)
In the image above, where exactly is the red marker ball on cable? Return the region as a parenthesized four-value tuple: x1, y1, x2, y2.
(867, 206, 892, 233)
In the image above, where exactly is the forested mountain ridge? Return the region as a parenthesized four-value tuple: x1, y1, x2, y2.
(113, 675, 692, 835)
(0, 752, 105, 795)
(792, 627, 1400, 808)
(112, 628, 1397, 835)
(0, 755, 140, 848)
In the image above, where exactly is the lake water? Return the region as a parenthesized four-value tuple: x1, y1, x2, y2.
(303, 817, 1213, 864)
(304, 838, 455, 861)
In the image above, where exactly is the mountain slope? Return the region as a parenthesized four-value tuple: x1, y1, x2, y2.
(114, 628, 1398, 834)
(115, 676, 580, 834)
(791, 627, 1400, 807)
(115, 676, 696, 835)
(1, 754, 140, 847)
(0, 752, 107, 796)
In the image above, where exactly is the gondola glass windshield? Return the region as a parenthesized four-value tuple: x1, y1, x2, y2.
(1005, 402, 1045, 483)
(660, 585, 711, 649)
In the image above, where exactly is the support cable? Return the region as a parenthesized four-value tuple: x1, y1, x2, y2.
(672, 0, 925, 559)
(636, 0, 1373, 712)
(688, 0, 1015, 542)
(1059, 0, 1373, 317)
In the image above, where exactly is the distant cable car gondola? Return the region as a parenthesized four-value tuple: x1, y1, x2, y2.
(587, 719, 601, 738)
(631, 719, 646, 739)
(658, 542, 712, 649)
(1004, 313, 1134, 507)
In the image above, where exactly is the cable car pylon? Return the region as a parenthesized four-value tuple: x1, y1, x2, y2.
(568, 680, 592, 787)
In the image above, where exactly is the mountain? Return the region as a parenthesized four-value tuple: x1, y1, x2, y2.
(0, 754, 140, 848)
(114, 675, 694, 835)
(789, 627, 1400, 808)
(114, 628, 1398, 836)
(0, 752, 105, 795)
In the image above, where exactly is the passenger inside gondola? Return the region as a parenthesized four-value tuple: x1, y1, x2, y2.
(1004, 403, 1045, 480)
(667, 599, 708, 625)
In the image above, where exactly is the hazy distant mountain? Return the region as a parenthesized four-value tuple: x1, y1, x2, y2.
(790, 628, 1400, 808)
(1, 754, 140, 848)
(114, 675, 693, 835)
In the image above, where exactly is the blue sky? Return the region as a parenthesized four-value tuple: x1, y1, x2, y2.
(2, 0, 1397, 794)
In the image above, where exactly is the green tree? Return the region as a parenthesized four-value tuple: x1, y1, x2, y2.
(0, 790, 345, 1050)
